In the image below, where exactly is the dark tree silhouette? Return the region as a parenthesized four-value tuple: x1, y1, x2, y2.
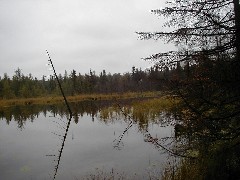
(137, 1, 240, 179)
(137, 0, 240, 140)
(137, 0, 240, 69)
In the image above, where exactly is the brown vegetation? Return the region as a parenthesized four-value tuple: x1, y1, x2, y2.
(0, 91, 158, 107)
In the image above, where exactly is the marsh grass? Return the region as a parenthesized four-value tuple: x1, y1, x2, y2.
(99, 96, 180, 124)
(131, 96, 180, 120)
(80, 168, 132, 180)
(0, 91, 158, 107)
(161, 159, 201, 180)
(79, 166, 164, 180)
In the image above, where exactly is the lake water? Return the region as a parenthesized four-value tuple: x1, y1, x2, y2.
(0, 101, 174, 180)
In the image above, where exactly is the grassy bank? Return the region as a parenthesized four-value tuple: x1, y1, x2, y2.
(0, 91, 160, 107)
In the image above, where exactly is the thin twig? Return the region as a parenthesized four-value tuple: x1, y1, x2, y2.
(46, 50, 73, 179)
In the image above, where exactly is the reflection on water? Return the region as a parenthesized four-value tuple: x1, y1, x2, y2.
(0, 100, 175, 180)
(0, 100, 138, 128)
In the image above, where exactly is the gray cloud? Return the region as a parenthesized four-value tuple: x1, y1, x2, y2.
(0, 0, 172, 78)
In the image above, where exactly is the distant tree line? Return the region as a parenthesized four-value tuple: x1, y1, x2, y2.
(0, 65, 188, 99)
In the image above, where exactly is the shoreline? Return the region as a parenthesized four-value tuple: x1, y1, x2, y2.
(0, 91, 160, 107)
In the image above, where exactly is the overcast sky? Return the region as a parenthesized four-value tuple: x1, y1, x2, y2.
(0, 0, 173, 79)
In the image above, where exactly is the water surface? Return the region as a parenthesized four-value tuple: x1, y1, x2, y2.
(0, 102, 174, 179)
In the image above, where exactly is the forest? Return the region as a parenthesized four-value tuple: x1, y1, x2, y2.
(0, 65, 186, 99)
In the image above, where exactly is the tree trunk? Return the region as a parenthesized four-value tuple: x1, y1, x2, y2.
(233, 0, 240, 60)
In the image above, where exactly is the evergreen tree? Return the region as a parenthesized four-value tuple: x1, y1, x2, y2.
(137, 0, 240, 178)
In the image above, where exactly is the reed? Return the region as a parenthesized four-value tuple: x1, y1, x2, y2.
(161, 159, 201, 180)
(0, 91, 159, 107)
(99, 96, 180, 122)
